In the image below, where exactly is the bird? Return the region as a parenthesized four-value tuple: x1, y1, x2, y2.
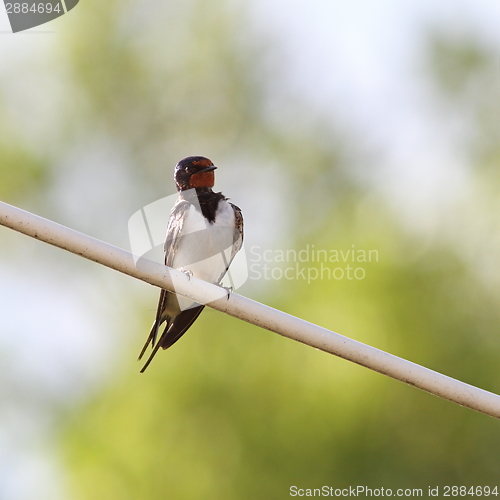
(138, 156, 244, 372)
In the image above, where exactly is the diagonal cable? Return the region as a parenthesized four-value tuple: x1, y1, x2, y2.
(1, 199, 500, 419)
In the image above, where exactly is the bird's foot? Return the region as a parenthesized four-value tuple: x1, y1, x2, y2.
(179, 268, 193, 280)
(222, 286, 233, 300)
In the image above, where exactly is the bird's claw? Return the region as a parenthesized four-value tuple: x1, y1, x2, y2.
(180, 268, 193, 280)
(222, 286, 233, 300)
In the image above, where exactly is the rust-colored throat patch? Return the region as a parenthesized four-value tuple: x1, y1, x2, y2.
(190, 171, 215, 188)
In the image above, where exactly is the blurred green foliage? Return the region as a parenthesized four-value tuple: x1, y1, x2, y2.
(2, 0, 500, 498)
(428, 33, 500, 182)
(0, 143, 47, 201)
(0, 102, 48, 202)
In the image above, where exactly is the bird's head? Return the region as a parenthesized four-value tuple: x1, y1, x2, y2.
(174, 156, 217, 192)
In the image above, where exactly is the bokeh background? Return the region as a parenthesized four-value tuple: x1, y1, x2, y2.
(1, 0, 500, 498)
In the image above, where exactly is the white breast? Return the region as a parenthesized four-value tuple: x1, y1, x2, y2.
(173, 200, 236, 284)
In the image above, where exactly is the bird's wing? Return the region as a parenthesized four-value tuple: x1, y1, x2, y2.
(138, 199, 191, 364)
(139, 304, 205, 373)
(215, 202, 244, 284)
(164, 198, 192, 268)
(229, 202, 244, 263)
(159, 304, 205, 350)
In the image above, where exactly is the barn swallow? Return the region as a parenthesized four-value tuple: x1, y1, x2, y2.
(138, 156, 244, 372)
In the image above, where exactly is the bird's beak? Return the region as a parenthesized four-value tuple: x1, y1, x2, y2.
(198, 165, 217, 173)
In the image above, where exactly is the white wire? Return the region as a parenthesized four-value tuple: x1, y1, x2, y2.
(1, 199, 500, 419)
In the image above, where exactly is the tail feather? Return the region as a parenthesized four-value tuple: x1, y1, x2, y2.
(139, 321, 170, 373)
(139, 305, 205, 372)
(138, 319, 162, 361)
